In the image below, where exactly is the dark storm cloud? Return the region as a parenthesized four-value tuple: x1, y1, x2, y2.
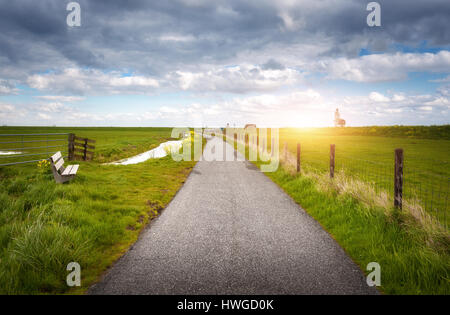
(262, 59, 285, 70)
(379, 0, 450, 45)
(0, 0, 449, 83)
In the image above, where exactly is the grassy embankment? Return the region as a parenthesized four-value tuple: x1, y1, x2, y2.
(228, 125, 450, 294)
(0, 127, 197, 294)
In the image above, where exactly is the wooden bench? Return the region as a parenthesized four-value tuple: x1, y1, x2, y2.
(49, 151, 79, 184)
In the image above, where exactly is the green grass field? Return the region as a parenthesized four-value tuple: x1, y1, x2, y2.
(0, 127, 196, 294)
(278, 127, 450, 228)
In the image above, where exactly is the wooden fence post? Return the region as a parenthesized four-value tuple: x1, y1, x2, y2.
(83, 138, 88, 161)
(68, 133, 75, 161)
(72, 136, 96, 161)
(330, 144, 335, 178)
(394, 148, 404, 210)
(297, 143, 301, 174)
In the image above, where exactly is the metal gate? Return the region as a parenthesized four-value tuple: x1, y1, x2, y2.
(0, 133, 69, 166)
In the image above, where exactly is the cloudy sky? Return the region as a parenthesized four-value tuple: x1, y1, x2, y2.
(0, 0, 449, 127)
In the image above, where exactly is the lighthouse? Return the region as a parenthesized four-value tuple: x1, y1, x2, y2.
(334, 108, 346, 127)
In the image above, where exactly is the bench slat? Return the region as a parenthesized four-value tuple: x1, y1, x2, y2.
(49, 150, 80, 183)
(51, 151, 62, 163)
(69, 165, 79, 175)
(61, 165, 73, 176)
(55, 158, 64, 171)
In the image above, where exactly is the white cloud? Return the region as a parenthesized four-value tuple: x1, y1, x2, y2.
(25, 64, 302, 96)
(158, 34, 197, 42)
(369, 92, 390, 103)
(124, 89, 334, 127)
(36, 95, 85, 102)
(27, 68, 160, 95)
(39, 102, 66, 113)
(392, 94, 406, 102)
(109, 76, 159, 88)
(159, 106, 179, 114)
(0, 103, 14, 113)
(0, 80, 18, 95)
(424, 97, 450, 107)
(172, 64, 303, 93)
(314, 51, 450, 82)
(2, 88, 449, 127)
(343, 91, 450, 120)
(38, 113, 51, 120)
(385, 108, 403, 113)
(278, 12, 304, 31)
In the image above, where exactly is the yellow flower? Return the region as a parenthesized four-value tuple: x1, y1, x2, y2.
(37, 159, 50, 169)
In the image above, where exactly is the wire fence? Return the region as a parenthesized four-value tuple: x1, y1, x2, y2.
(274, 141, 450, 230)
(337, 156, 394, 196)
(0, 133, 69, 166)
(333, 155, 448, 229)
(403, 159, 449, 229)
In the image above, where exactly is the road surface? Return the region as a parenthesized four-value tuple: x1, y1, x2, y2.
(89, 137, 378, 295)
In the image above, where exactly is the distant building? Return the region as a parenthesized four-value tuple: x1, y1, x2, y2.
(334, 109, 346, 127)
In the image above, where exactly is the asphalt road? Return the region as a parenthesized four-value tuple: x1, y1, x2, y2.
(89, 137, 378, 295)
